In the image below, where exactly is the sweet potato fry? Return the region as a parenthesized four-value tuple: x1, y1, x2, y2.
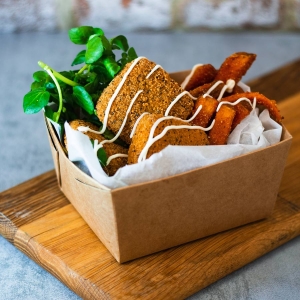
(221, 92, 282, 123)
(181, 64, 217, 91)
(190, 82, 212, 98)
(191, 96, 218, 127)
(209, 105, 236, 145)
(215, 52, 256, 83)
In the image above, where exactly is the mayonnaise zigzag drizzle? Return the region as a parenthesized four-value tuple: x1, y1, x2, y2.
(216, 97, 256, 112)
(203, 79, 235, 100)
(181, 64, 203, 89)
(146, 64, 162, 79)
(106, 153, 128, 166)
(164, 91, 197, 116)
(138, 119, 215, 163)
(137, 104, 205, 163)
(99, 56, 146, 134)
(130, 112, 150, 138)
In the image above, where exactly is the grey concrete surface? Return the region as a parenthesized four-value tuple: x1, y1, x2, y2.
(0, 31, 300, 299)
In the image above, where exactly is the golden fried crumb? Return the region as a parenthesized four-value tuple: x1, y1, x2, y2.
(96, 58, 194, 144)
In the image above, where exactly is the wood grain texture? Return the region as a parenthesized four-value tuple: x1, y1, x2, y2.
(1, 62, 300, 299)
(248, 58, 300, 102)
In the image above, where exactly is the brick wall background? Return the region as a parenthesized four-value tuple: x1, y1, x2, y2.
(0, 0, 300, 32)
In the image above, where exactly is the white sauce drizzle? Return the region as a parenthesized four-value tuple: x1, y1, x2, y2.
(187, 104, 203, 123)
(138, 119, 215, 163)
(164, 91, 197, 116)
(97, 90, 143, 150)
(203, 80, 224, 98)
(181, 64, 203, 89)
(216, 97, 253, 112)
(130, 112, 150, 138)
(217, 79, 236, 101)
(148, 116, 184, 145)
(106, 154, 128, 166)
(138, 105, 204, 164)
(79, 90, 143, 154)
(99, 56, 146, 134)
(225, 79, 236, 93)
(217, 96, 257, 112)
(252, 97, 257, 110)
(92, 139, 100, 154)
(146, 65, 162, 79)
(202, 79, 236, 101)
(130, 104, 203, 141)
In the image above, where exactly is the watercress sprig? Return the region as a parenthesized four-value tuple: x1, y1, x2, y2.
(23, 25, 138, 127)
(40, 62, 64, 123)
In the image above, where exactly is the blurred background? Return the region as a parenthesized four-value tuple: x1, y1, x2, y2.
(1, 0, 300, 33)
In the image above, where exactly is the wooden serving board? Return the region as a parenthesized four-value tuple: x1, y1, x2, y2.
(1, 60, 300, 300)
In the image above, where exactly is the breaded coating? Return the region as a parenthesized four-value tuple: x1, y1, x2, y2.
(189, 81, 225, 99)
(208, 105, 236, 145)
(65, 120, 128, 176)
(215, 52, 256, 83)
(182, 64, 217, 91)
(231, 102, 251, 129)
(96, 57, 194, 144)
(128, 114, 209, 164)
(191, 96, 218, 127)
(128, 114, 160, 165)
(221, 92, 282, 124)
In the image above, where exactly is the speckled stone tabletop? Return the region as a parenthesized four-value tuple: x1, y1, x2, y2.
(1, 31, 300, 300)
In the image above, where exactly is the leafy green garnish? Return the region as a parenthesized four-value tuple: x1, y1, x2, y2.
(23, 87, 50, 114)
(103, 57, 121, 78)
(68, 26, 95, 45)
(23, 25, 138, 160)
(73, 86, 94, 115)
(71, 50, 86, 66)
(97, 148, 108, 167)
(91, 140, 108, 166)
(85, 35, 105, 64)
(23, 25, 138, 124)
(33, 71, 50, 83)
(44, 105, 55, 120)
(110, 35, 129, 51)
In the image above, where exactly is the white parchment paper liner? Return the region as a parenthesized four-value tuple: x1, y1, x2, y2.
(63, 108, 282, 189)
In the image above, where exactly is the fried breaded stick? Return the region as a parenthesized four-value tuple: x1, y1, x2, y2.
(221, 92, 282, 123)
(231, 102, 251, 129)
(189, 80, 225, 99)
(215, 52, 256, 83)
(191, 96, 218, 127)
(181, 64, 217, 91)
(209, 105, 236, 145)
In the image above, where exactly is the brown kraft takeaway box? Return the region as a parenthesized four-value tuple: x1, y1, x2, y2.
(44, 70, 292, 263)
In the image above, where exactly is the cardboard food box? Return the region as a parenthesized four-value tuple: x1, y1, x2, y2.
(45, 70, 292, 263)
